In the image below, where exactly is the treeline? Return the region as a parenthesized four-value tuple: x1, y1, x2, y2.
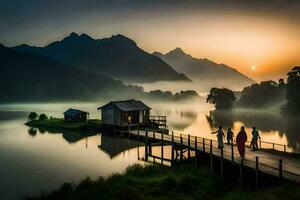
(207, 67, 300, 114)
(144, 90, 200, 101)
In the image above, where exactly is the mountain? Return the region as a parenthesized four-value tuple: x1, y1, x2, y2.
(13, 33, 189, 83)
(153, 48, 255, 90)
(0, 44, 144, 102)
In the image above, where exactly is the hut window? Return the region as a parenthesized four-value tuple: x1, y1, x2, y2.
(128, 115, 132, 124)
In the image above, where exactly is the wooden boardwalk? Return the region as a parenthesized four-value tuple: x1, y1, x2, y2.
(129, 130, 300, 183)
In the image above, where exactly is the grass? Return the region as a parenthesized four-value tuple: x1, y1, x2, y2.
(25, 162, 300, 200)
(25, 118, 101, 131)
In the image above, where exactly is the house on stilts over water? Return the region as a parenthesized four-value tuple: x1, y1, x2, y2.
(97, 99, 167, 132)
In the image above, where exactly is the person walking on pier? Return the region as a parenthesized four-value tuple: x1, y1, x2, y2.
(211, 126, 225, 149)
(250, 127, 261, 150)
(227, 128, 234, 144)
(236, 126, 247, 158)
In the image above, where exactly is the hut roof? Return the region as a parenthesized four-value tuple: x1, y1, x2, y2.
(63, 108, 89, 117)
(98, 99, 151, 111)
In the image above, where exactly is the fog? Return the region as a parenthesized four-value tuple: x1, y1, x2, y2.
(1, 97, 298, 152)
(134, 80, 248, 95)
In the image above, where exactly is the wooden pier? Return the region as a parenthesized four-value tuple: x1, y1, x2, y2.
(129, 129, 300, 185)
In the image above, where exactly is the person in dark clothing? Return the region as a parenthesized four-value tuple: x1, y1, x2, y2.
(211, 126, 225, 149)
(227, 128, 234, 144)
(250, 127, 261, 150)
(236, 126, 247, 158)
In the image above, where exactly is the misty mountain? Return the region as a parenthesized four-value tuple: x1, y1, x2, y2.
(153, 48, 254, 90)
(13, 33, 189, 83)
(0, 44, 144, 102)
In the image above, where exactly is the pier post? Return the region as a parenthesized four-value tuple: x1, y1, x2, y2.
(203, 138, 205, 152)
(255, 156, 259, 189)
(149, 143, 152, 154)
(279, 159, 283, 179)
(273, 143, 275, 150)
(239, 158, 244, 185)
(161, 132, 164, 161)
(284, 145, 286, 152)
(180, 136, 183, 161)
(153, 131, 155, 139)
(128, 125, 131, 139)
(195, 137, 198, 165)
(220, 148, 224, 181)
(171, 132, 174, 163)
(231, 143, 234, 161)
(188, 134, 191, 159)
(145, 131, 148, 162)
(210, 140, 213, 170)
(145, 130, 148, 144)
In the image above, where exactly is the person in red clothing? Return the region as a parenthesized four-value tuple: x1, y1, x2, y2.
(236, 126, 248, 158)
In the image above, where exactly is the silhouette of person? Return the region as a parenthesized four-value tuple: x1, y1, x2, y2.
(211, 126, 225, 149)
(227, 128, 234, 144)
(236, 126, 247, 158)
(250, 127, 261, 150)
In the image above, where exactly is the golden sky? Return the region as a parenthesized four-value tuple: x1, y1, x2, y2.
(1, 0, 300, 81)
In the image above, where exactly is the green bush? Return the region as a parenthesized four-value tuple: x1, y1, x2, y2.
(28, 112, 38, 121)
(39, 113, 48, 121)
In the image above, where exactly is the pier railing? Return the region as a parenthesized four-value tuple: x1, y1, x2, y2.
(173, 132, 288, 152)
(131, 129, 300, 184)
(171, 132, 300, 183)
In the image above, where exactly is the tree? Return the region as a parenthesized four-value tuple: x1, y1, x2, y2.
(278, 78, 285, 87)
(207, 88, 236, 109)
(238, 80, 285, 108)
(28, 112, 38, 121)
(39, 113, 48, 121)
(285, 66, 300, 114)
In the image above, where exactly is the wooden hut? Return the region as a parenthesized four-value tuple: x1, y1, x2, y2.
(63, 108, 89, 122)
(97, 99, 151, 129)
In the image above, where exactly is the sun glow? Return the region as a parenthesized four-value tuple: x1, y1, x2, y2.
(251, 65, 256, 70)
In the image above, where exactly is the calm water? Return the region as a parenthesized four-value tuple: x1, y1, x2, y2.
(0, 100, 299, 199)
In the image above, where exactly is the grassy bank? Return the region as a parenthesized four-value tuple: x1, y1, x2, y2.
(26, 162, 300, 200)
(25, 118, 101, 131)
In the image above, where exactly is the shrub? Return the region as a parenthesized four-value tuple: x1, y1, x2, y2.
(28, 112, 38, 121)
(39, 113, 48, 121)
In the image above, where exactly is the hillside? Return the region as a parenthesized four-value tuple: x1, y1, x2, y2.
(154, 48, 254, 90)
(0, 44, 143, 102)
(13, 33, 189, 83)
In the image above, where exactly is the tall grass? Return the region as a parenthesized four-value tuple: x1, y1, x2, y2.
(26, 163, 300, 200)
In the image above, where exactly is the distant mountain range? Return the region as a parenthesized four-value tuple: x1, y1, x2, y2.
(153, 48, 254, 90)
(0, 44, 144, 102)
(0, 32, 255, 102)
(13, 33, 189, 83)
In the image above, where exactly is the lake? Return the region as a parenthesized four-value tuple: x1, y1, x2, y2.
(0, 100, 299, 199)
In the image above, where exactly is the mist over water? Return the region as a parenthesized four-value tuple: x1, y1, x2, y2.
(0, 99, 299, 199)
(133, 80, 248, 94)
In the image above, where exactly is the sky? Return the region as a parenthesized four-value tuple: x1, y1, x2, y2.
(1, 0, 300, 81)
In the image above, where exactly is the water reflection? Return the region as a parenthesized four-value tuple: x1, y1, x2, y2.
(28, 127, 37, 137)
(206, 109, 300, 152)
(27, 125, 99, 143)
(98, 134, 144, 159)
(1, 121, 145, 199)
(0, 102, 300, 199)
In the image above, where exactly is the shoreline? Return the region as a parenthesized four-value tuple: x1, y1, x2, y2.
(25, 118, 101, 132)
